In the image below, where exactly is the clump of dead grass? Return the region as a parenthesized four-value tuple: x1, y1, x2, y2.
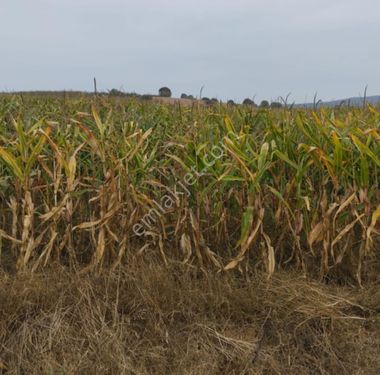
(1, 259, 379, 374)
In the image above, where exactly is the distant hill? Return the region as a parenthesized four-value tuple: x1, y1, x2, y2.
(297, 95, 380, 108)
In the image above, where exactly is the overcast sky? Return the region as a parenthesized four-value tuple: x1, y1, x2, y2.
(0, 0, 379, 102)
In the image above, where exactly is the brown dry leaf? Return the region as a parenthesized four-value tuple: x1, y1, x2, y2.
(40, 195, 69, 222)
(180, 233, 192, 264)
(224, 258, 241, 271)
(205, 246, 222, 269)
(94, 228, 106, 266)
(333, 192, 357, 232)
(308, 222, 324, 248)
(0, 360, 7, 370)
(0, 229, 22, 244)
(262, 232, 275, 278)
(331, 214, 364, 252)
(159, 235, 168, 266)
(73, 219, 103, 231)
(366, 203, 380, 252)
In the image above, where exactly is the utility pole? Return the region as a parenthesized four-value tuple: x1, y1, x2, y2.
(94, 77, 98, 96)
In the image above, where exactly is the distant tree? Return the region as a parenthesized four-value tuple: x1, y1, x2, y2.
(260, 100, 270, 108)
(211, 98, 219, 104)
(270, 101, 283, 109)
(125, 92, 139, 98)
(243, 98, 256, 106)
(158, 87, 172, 97)
(141, 94, 153, 101)
(201, 97, 211, 106)
(181, 93, 195, 100)
(227, 100, 235, 106)
(108, 88, 124, 97)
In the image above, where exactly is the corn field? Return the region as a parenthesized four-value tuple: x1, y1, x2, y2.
(0, 94, 379, 283)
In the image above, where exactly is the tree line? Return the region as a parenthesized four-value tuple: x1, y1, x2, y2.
(108, 86, 283, 108)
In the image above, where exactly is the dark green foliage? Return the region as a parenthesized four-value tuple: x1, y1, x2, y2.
(108, 88, 125, 97)
(243, 98, 256, 106)
(159, 87, 172, 97)
(270, 101, 283, 109)
(260, 100, 270, 108)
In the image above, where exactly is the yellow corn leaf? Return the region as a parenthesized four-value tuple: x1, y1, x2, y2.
(351, 135, 380, 167)
(0, 148, 24, 181)
(367, 203, 380, 240)
(126, 128, 153, 162)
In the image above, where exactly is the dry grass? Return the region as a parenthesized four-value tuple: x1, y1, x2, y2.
(1, 258, 379, 374)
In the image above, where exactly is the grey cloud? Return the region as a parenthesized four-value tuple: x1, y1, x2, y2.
(0, 0, 379, 102)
